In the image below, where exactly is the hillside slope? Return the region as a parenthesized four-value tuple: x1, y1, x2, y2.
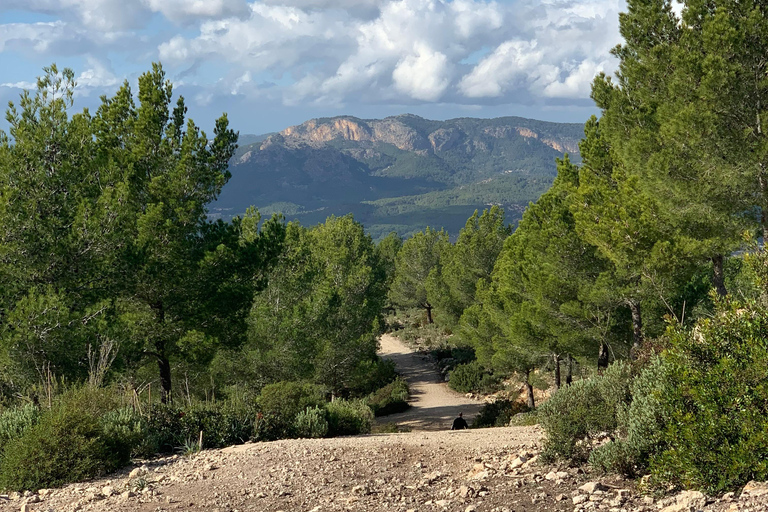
(213, 114, 583, 238)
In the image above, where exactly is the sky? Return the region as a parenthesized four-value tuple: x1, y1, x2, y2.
(0, 0, 625, 136)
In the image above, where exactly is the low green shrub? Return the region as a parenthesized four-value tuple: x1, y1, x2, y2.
(538, 361, 632, 463)
(646, 298, 768, 494)
(0, 402, 40, 454)
(0, 387, 132, 492)
(367, 377, 410, 416)
(448, 361, 499, 394)
(589, 357, 672, 477)
(294, 406, 329, 438)
(347, 358, 398, 396)
(472, 399, 530, 428)
(325, 399, 373, 436)
(256, 381, 326, 440)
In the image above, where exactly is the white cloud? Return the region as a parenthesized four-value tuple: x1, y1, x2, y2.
(1, 0, 625, 117)
(143, 0, 251, 23)
(392, 44, 450, 101)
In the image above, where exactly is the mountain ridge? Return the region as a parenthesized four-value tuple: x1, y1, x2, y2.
(214, 113, 584, 239)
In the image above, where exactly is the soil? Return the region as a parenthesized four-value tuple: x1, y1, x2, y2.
(376, 333, 484, 431)
(2, 334, 767, 512)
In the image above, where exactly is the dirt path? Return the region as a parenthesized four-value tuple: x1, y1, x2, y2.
(377, 333, 484, 431)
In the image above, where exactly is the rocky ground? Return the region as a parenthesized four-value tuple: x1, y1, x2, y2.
(3, 427, 767, 512)
(2, 334, 767, 512)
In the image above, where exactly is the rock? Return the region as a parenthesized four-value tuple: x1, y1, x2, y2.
(459, 485, 472, 499)
(579, 481, 608, 494)
(742, 480, 768, 498)
(465, 506, 477, 512)
(101, 486, 115, 497)
(573, 495, 588, 505)
(660, 490, 707, 512)
(129, 465, 148, 478)
(20, 504, 32, 512)
(424, 471, 442, 484)
(509, 457, 526, 469)
(435, 499, 451, 507)
(120, 490, 135, 500)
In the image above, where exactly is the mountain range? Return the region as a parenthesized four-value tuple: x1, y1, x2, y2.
(211, 114, 585, 239)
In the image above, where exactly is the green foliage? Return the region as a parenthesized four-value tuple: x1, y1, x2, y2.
(389, 227, 449, 323)
(346, 358, 398, 397)
(539, 361, 632, 463)
(472, 400, 530, 428)
(0, 403, 40, 455)
(448, 361, 500, 394)
(589, 357, 672, 477)
(248, 215, 386, 394)
(366, 377, 410, 417)
(325, 399, 373, 436)
(0, 388, 132, 492)
(647, 297, 768, 494)
(256, 381, 326, 440)
(427, 206, 511, 327)
(294, 406, 329, 439)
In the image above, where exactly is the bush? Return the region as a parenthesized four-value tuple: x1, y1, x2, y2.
(325, 399, 373, 436)
(0, 402, 40, 454)
(294, 406, 329, 438)
(448, 361, 499, 394)
(589, 357, 672, 477)
(0, 388, 132, 492)
(538, 361, 632, 463)
(347, 358, 398, 396)
(472, 399, 530, 428)
(100, 407, 146, 458)
(645, 299, 768, 494)
(256, 381, 326, 440)
(367, 377, 410, 417)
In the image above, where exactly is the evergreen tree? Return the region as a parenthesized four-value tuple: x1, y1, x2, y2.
(389, 227, 449, 324)
(427, 206, 511, 328)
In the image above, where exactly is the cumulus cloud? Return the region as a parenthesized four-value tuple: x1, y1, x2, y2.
(1, 0, 625, 116)
(154, 0, 622, 106)
(392, 44, 450, 101)
(144, 0, 251, 24)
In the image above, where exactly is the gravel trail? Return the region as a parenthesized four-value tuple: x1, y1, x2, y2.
(377, 334, 484, 431)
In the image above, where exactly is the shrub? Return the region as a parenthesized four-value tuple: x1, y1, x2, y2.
(347, 358, 398, 396)
(448, 361, 499, 394)
(589, 357, 672, 477)
(294, 406, 329, 438)
(0, 402, 40, 454)
(100, 407, 146, 458)
(325, 399, 373, 436)
(645, 299, 768, 494)
(472, 399, 530, 428)
(0, 388, 132, 492)
(142, 404, 184, 455)
(255, 381, 325, 440)
(367, 377, 410, 416)
(538, 361, 632, 463)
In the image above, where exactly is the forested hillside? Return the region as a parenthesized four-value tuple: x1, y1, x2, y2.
(213, 114, 583, 239)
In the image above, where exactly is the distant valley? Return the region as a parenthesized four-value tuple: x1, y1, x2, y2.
(212, 114, 584, 239)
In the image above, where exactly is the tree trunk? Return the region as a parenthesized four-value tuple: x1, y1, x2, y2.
(712, 254, 727, 297)
(524, 369, 535, 409)
(629, 300, 643, 358)
(157, 355, 172, 404)
(552, 353, 561, 390)
(565, 354, 573, 386)
(425, 304, 433, 324)
(597, 342, 609, 374)
(152, 300, 172, 404)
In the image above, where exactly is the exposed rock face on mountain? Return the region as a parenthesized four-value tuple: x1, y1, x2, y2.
(213, 114, 584, 239)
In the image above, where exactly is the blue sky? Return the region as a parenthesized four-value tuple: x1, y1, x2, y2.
(0, 0, 625, 135)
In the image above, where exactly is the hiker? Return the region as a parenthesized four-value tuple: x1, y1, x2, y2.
(451, 412, 468, 430)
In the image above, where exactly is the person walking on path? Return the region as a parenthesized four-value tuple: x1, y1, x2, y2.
(451, 412, 469, 430)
